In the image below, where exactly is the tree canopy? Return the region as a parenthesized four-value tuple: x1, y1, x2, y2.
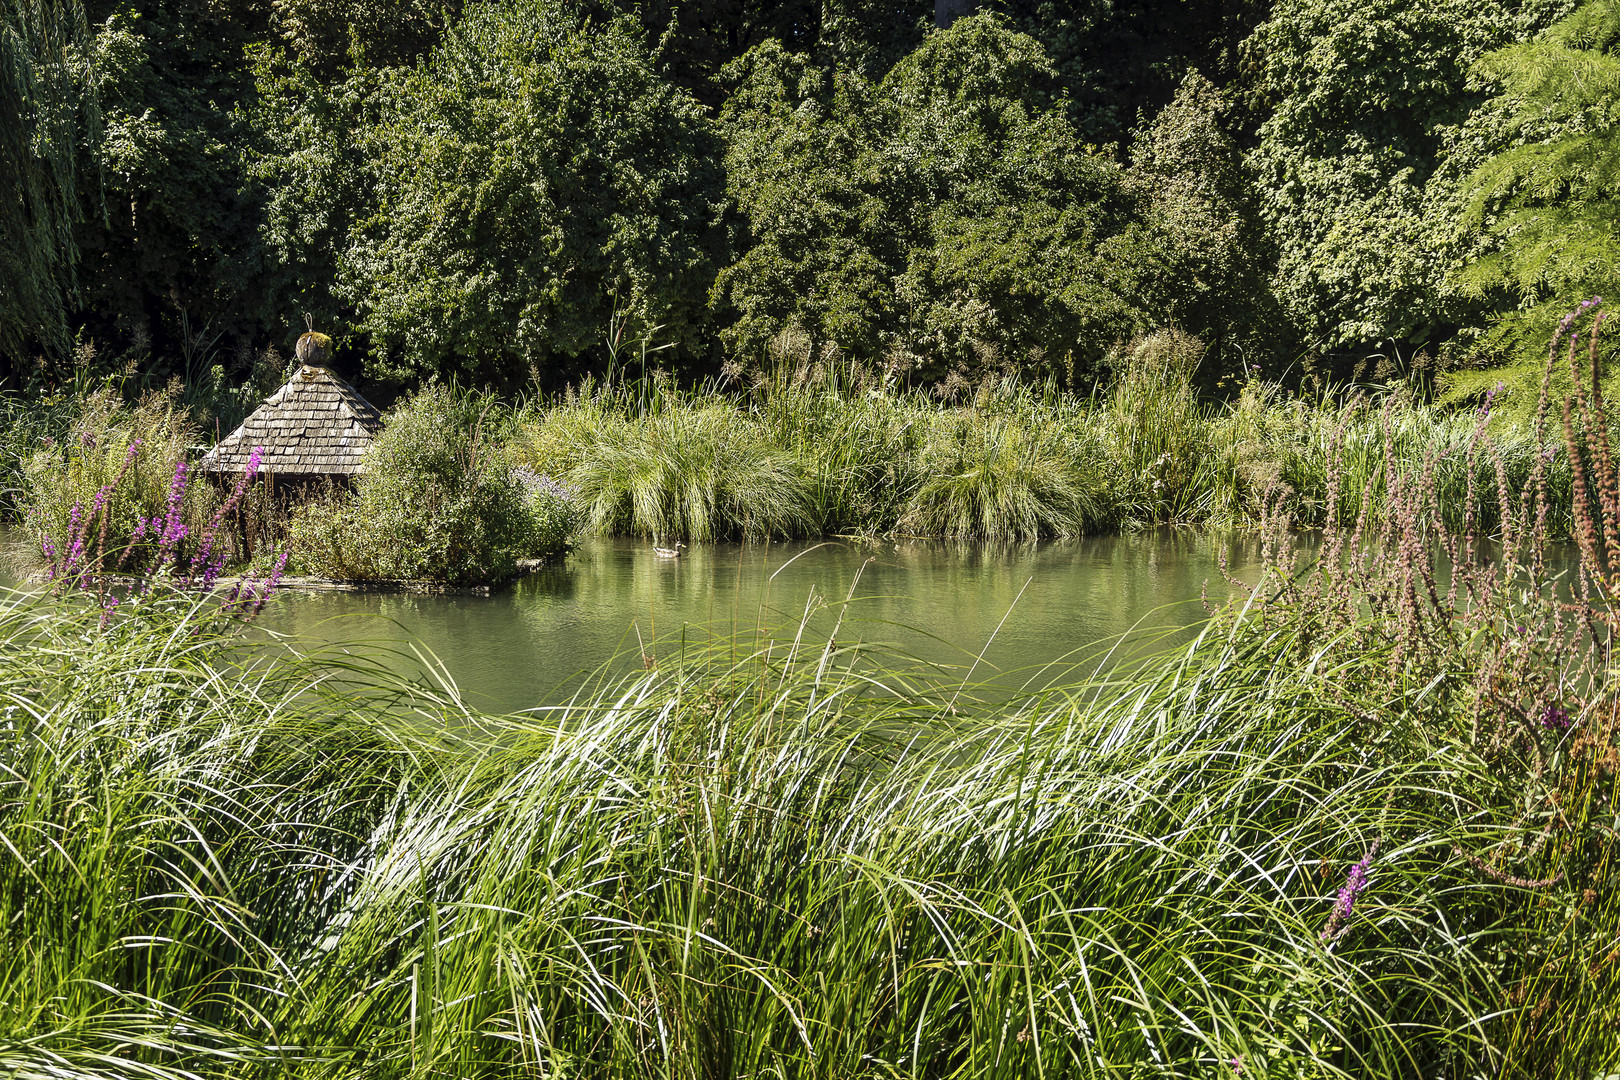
(1453, 0, 1620, 358)
(1, 0, 96, 372)
(5, 0, 1617, 394)
(334, 0, 727, 388)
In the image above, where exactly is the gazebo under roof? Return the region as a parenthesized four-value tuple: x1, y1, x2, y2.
(199, 364, 382, 481)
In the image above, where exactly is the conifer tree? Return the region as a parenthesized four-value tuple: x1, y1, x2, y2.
(1456, 0, 1620, 358)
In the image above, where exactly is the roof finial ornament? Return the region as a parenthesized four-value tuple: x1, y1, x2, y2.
(296, 315, 333, 377)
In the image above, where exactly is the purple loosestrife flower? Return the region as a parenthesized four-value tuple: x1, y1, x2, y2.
(1322, 842, 1379, 945)
(156, 460, 190, 570)
(1539, 704, 1572, 731)
(63, 503, 85, 572)
(247, 550, 290, 617)
(190, 447, 262, 584)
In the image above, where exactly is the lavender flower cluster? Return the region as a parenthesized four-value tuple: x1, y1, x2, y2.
(512, 467, 577, 504)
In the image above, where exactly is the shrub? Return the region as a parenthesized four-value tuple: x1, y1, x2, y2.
(289, 385, 573, 584)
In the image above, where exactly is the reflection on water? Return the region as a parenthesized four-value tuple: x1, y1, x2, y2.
(0, 526, 1276, 714)
(244, 531, 1268, 714)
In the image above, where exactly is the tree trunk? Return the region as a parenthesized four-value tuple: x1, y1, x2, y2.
(935, 0, 974, 30)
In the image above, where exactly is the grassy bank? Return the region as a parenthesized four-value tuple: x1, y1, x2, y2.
(4, 320, 1615, 1075)
(0, 553, 1611, 1078)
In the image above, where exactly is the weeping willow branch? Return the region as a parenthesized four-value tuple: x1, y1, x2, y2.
(0, 0, 98, 371)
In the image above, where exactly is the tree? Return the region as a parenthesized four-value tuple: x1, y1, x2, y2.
(1000, 0, 1270, 145)
(74, 0, 279, 367)
(336, 0, 728, 389)
(1244, 0, 1561, 355)
(1453, 0, 1620, 361)
(1122, 71, 1279, 377)
(1, 0, 96, 373)
(714, 14, 1143, 387)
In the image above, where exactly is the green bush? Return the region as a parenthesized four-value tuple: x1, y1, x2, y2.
(289, 385, 572, 584)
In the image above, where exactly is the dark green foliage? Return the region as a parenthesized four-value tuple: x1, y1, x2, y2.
(1454, 1, 1620, 360)
(270, 0, 459, 75)
(289, 384, 567, 583)
(75, 0, 278, 359)
(1122, 71, 1280, 376)
(715, 14, 1142, 384)
(0, 0, 96, 371)
(1000, 0, 1270, 143)
(248, 60, 387, 341)
(336, 0, 727, 389)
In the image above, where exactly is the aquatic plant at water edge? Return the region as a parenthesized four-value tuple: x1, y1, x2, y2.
(901, 412, 1101, 539)
(289, 384, 575, 583)
(543, 401, 820, 542)
(1228, 300, 1620, 1077)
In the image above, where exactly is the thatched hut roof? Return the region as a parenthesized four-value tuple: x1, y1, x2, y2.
(200, 365, 382, 478)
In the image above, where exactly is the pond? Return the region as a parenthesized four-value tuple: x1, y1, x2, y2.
(1, 529, 1273, 715)
(256, 532, 1272, 713)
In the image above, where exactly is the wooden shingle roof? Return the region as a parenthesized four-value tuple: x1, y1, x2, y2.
(200, 365, 382, 476)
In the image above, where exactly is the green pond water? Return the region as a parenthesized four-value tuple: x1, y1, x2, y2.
(258, 532, 1270, 714)
(2, 529, 1273, 715)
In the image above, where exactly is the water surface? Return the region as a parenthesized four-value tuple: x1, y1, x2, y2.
(1, 528, 1273, 714)
(250, 533, 1266, 713)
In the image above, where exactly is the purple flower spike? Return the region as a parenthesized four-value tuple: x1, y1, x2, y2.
(1322, 842, 1379, 945)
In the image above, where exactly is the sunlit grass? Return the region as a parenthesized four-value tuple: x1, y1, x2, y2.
(0, 580, 1610, 1078)
(516, 356, 1583, 544)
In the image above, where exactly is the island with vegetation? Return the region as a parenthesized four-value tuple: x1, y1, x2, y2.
(2, 0, 1619, 1076)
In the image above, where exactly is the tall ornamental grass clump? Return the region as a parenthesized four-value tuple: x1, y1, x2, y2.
(290, 385, 577, 584)
(753, 362, 933, 535)
(0, 390, 75, 519)
(526, 382, 819, 541)
(1207, 380, 1578, 535)
(902, 411, 1101, 539)
(1092, 329, 1221, 524)
(0, 587, 456, 1079)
